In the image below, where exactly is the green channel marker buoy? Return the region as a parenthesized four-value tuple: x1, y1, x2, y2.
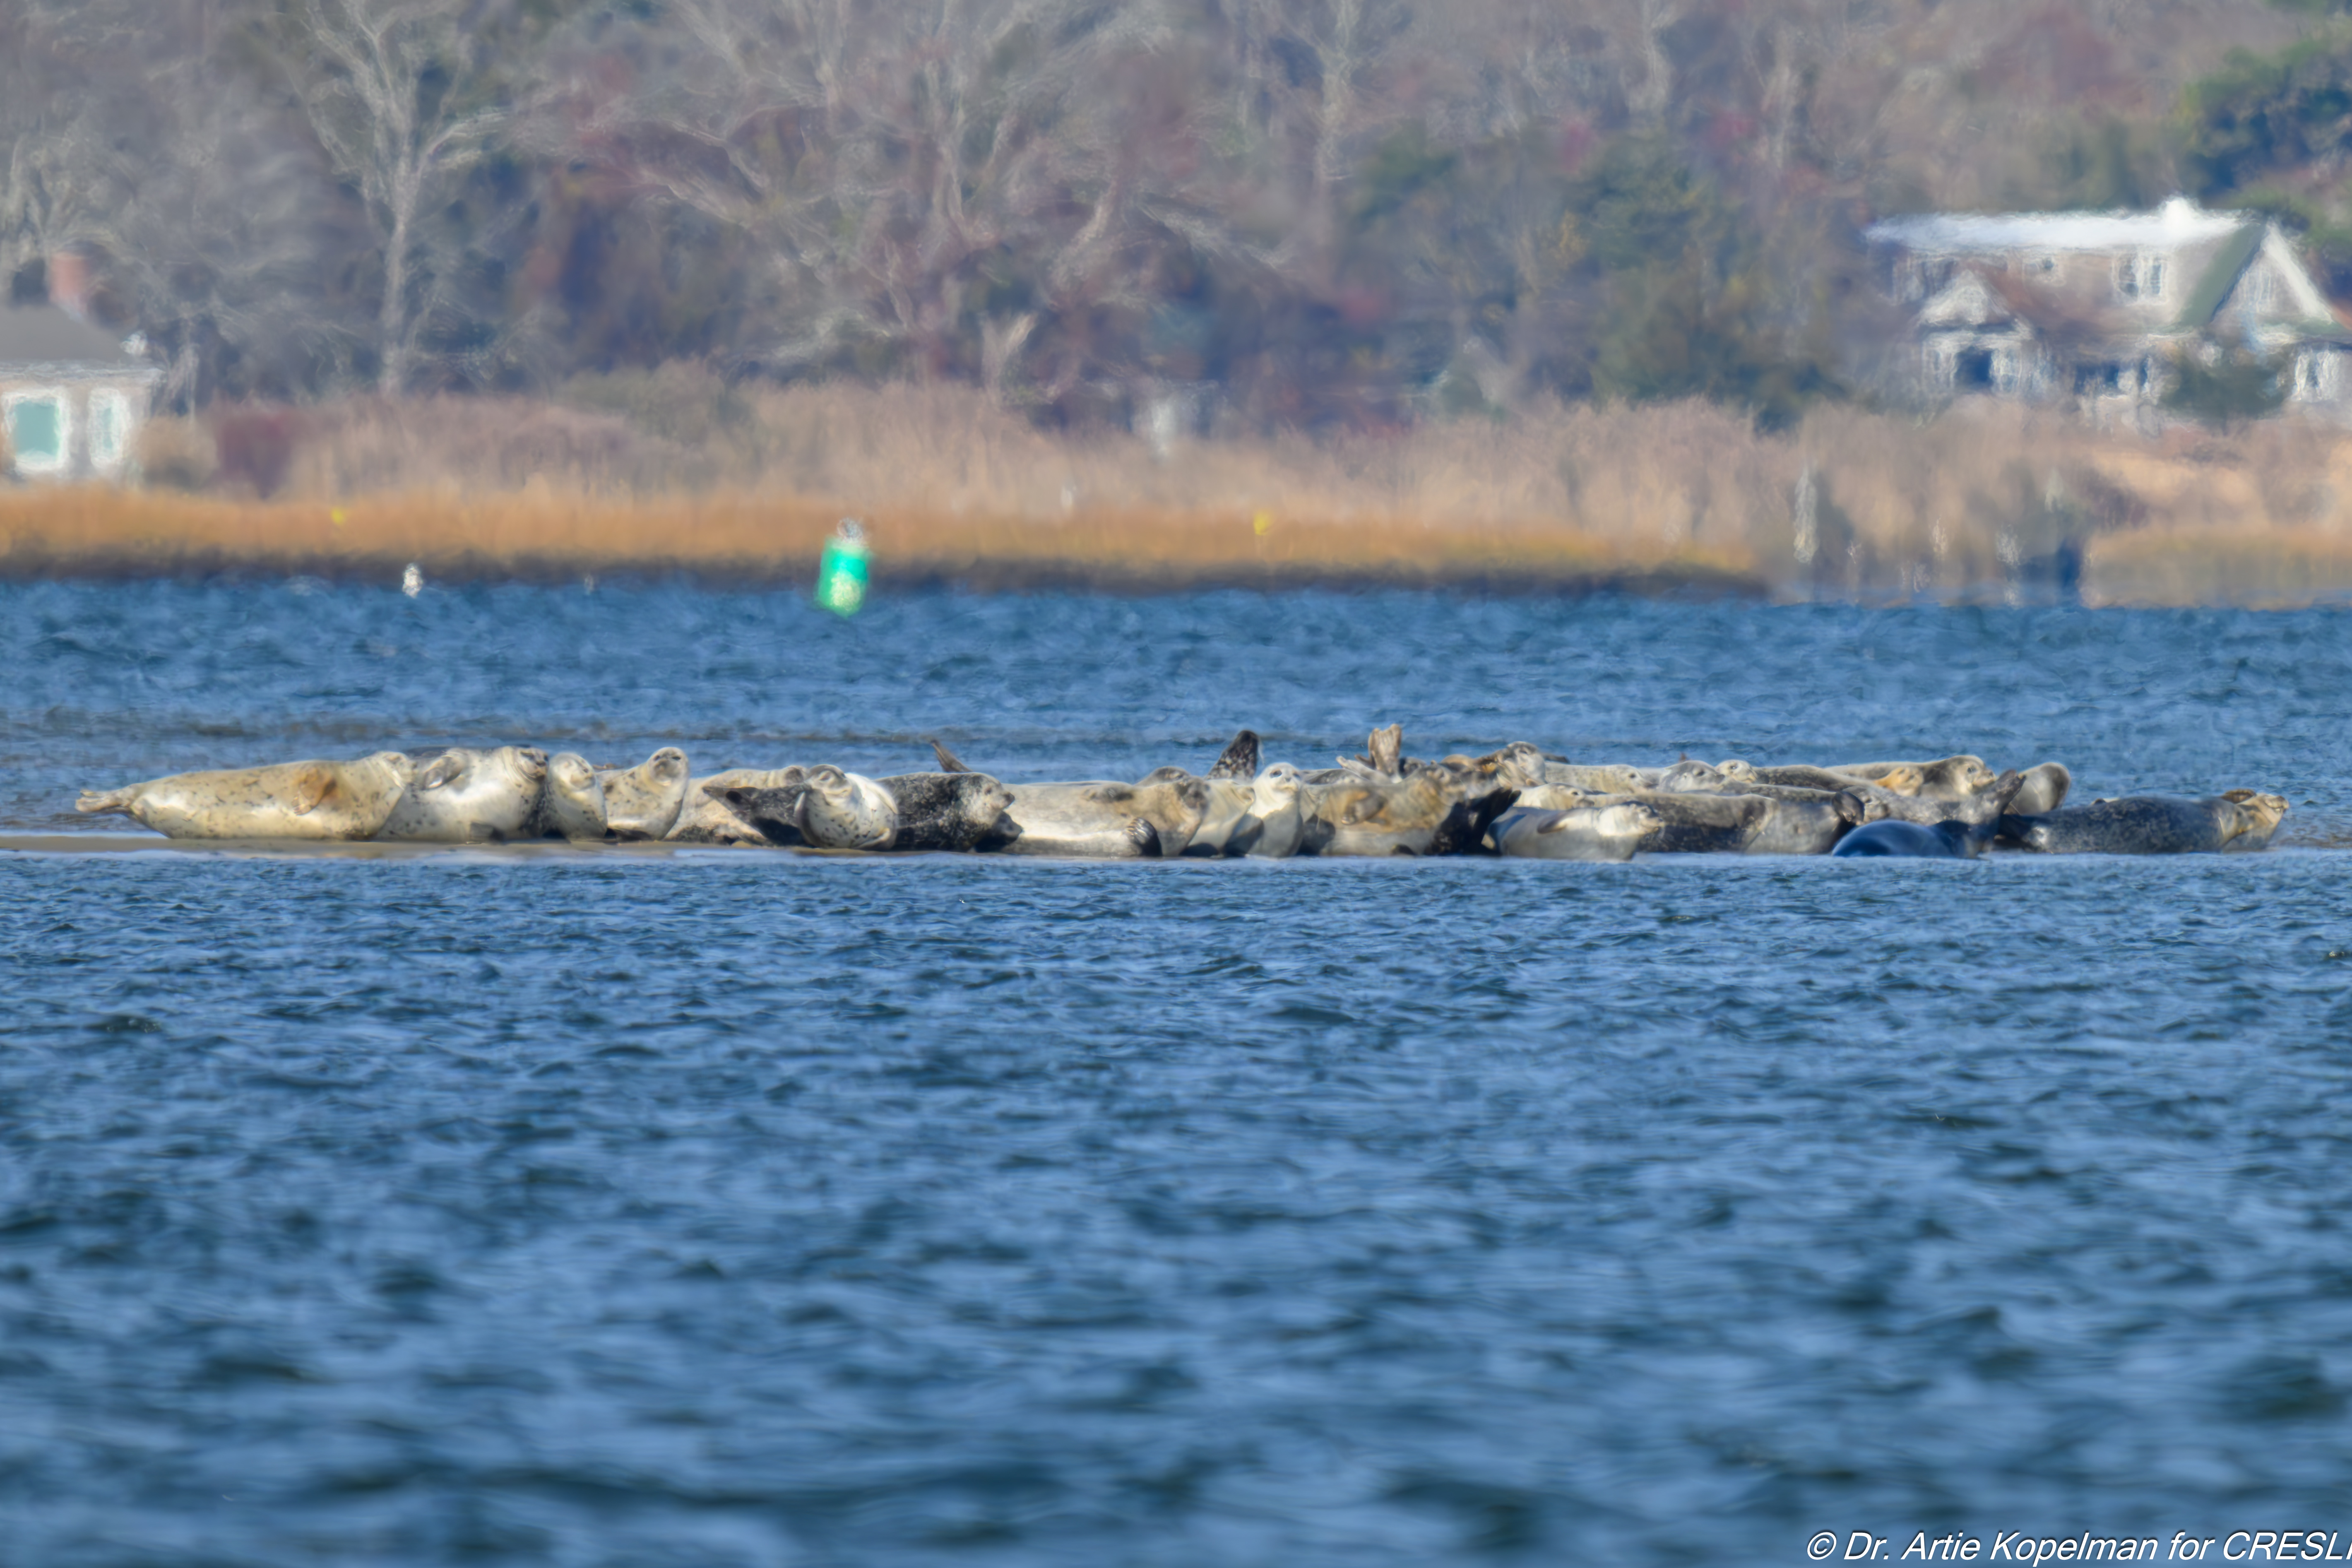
(817, 517, 869, 616)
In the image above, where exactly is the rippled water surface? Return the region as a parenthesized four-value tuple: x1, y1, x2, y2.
(7, 582, 2352, 1566)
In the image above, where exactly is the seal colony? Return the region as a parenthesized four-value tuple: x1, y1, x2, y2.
(73, 729, 2292, 860)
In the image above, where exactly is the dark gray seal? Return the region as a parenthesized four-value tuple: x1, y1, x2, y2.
(2000, 791, 2289, 855)
(715, 770, 1011, 852)
(1830, 818, 1992, 859)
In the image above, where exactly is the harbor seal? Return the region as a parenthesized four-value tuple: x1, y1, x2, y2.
(1748, 762, 1918, 794)
(75, 752, 416, 839)
(598, 747, 692, 840)
(1830, 756, 1994, 798)
(2009, 762, 2072, 816)
(1853, 771, 2022, 828)
(1524, 789, 1766, 853)
(1537, 760, 1659, 794)
(669, 767, 806, 845)
(536, 752, 608, 841)
(1490, 801, 1657, 862)
(1208, 730, 1262, 782)
(871, 772, 1016, 851)
(1299, 772, 1459, 856)
(982, 777, 1212, 858)
(714, 770, 1011, 852)
(1830, 817, 1994, 859)
(378, 746, 548, 842)
(2001, 791, 2289, 854)
(791, 766, 896, 849)
(1244, 765, 1308, 859)
(1744, 792, 1876, 856)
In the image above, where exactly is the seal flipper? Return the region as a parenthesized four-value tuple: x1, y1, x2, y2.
(75, 787, 134, 816)
(1127, 818, 1163, 858)
(1366, 724, 1403, 776)
(290, 765, 337, 816)
(928, 737, 972, 773)
(1207, 730, 1260, 782)
(415, 753, 466, 792)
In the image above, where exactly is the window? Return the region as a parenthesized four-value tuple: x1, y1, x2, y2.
(2116, 252, 2167, 302)
(1954, 347, 1996, 391)
(87, 388, 131, 472)
(3, 389, 69, 477)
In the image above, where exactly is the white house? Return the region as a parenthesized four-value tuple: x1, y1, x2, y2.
(1865, 197, 2352, 414)
(0, 294, 161, 483)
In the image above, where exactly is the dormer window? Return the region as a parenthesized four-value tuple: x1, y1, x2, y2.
(2116, 252, 2167, 301)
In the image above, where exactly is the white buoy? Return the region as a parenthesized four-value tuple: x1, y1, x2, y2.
(401, 563, 423, 597)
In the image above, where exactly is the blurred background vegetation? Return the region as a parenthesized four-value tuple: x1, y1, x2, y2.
(8, 0, 2352, 437)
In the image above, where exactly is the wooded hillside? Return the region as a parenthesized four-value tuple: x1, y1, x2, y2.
(5, 0, 2347, 432)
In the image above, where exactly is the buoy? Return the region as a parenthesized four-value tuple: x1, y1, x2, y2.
(401, 563, 423, 598)
(817, 518, 868, 616)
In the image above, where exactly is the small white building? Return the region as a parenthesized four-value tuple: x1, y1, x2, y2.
(0, 306, 161, 483)
(1865, 197, 2352, 414)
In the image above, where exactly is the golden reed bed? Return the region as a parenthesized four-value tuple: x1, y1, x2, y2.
(9, 387, 2352, 603)
(0, 489, 1763, 595)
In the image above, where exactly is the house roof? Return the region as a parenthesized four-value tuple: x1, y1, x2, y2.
(1867, 197, 2246, 255)
(0, 306, 148, 371)
(2173, 224, 2266, 329)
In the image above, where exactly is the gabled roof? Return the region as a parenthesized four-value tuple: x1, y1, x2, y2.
(0, 306, 147, 371)
(2173, 224, 2265, 329)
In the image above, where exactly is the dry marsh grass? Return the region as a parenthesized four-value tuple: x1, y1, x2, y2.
(6, 382, 2352, 601)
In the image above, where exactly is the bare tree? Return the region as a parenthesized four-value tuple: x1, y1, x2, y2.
(567, 0, 1180, 402)
(288, 0, 515, 393)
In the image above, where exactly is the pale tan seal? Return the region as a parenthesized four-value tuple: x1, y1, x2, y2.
(2009, 762, 2072, 816)
(1490, 801, 1657, 862)
(597, 748, 692, 840)
(668, 767, 806, 845)
(1244, 765, 1308, 859)
(378, 746, 548, 842)
(984, 777, 1211, 858)
(75, 752, 417, 839)
(535, 753, 608, 841)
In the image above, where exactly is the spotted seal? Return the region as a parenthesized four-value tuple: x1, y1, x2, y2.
(982, 777, 1211, 858)
(668, 767, 806, 845)
(1489, 801, 1658, 862)
(597, 748, 692, 840)
(716, 770, 1011, 852)
(75, 752, 417, 839)
(2000, 791, 2289, 855)
(1537, 760, 1659, 795)
(536, 753, 608, 841)
(1746, 762, 1922, 795)
(378, 746, 548, 842)
(1829, 756, 1994, 798)
(1518, 786, 1769, 854)
(871, 772, 1016, 851)
(1296, 772, 1459, 856)
(786, 766, 896, 849)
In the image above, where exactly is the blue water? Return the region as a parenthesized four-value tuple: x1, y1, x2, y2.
(6, 582, 2352, 1566)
